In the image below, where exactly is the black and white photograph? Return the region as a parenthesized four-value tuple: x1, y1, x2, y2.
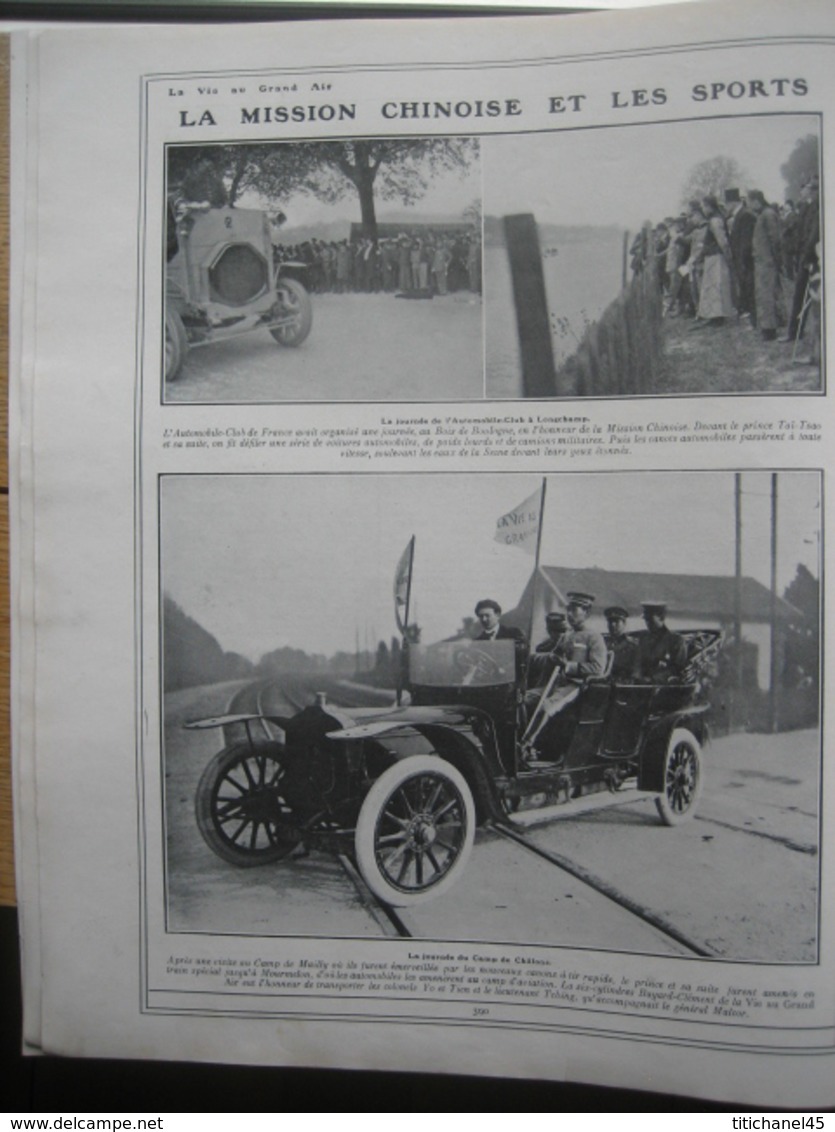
(484, 115, 822, 399)
(160, 470, 820, 962)
(164, 138, 484, 402)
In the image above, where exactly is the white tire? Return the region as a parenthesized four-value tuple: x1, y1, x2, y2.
(355, 755, 475, 906)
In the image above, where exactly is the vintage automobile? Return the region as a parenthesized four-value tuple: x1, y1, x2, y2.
(188, 629, 721, 907)
(165, 202, 312, 381)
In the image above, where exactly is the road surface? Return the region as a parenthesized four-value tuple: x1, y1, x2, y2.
(164, 291, 484, 403)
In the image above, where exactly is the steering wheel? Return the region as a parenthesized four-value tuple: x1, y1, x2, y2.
(453, 647, 502, 685)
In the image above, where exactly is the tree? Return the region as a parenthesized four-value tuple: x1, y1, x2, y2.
(780, 135, 819, 202)
(297, 139, 479, 240)
(462, 197, 482, 229)
(168, 139, 480, 240)
(167, 144, 322, 208)
(783, 563, 819, 624)
(680, 155, 750, 209)
(162, 594, 254, 691)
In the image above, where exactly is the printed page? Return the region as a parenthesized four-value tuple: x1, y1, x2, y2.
(11, 0, 834, 1105)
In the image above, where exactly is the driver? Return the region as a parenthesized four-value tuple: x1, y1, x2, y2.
(474, 599, 526, 644)
(522, 592, 607, 754)
(460, 598, 527, 685)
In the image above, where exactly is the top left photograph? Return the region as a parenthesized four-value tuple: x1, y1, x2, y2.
(163, 138, 484, 403)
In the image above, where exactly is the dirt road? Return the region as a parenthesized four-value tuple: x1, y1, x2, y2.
(164, 291, 484, 404)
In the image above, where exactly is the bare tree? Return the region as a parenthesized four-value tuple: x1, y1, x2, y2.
(680, 155, 750, 208)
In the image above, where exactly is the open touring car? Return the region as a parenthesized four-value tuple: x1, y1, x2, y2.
(188, 629, 722, 906)
(165, 203, 312, 381)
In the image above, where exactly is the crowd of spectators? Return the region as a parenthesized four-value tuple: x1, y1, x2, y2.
(273, 228, 483, 297)
(630, 177, 821, 361)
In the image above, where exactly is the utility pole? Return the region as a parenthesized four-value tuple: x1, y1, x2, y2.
(734, 474, 743, 729)
(769, 473, 779, 734)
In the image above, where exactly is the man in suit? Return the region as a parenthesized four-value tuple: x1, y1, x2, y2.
(637, 601, 688, 683)
(461, 598, 526, 687)
(474, 598, 525, 643)
(727, 188, 756, 321)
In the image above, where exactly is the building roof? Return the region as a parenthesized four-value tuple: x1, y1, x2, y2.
(509, 565, 803, 626)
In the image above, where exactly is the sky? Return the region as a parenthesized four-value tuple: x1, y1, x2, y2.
(160, 471, 820, 662)
(484, 115, 818, 233)
(242, 150, 482, 229)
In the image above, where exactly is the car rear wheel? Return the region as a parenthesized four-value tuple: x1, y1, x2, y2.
(165, 308, 188, 381)
(270, 277, 312, 347)
(655, 728, 703, 826)
(195, 741, 300, 866)
(355, 756, 475, 906)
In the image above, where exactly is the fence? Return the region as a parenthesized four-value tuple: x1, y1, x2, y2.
(557, 235, 665, 396)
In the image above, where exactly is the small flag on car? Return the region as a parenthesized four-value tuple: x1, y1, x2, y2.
(394, 536, 415, 632)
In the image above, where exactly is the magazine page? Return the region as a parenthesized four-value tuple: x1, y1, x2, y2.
(11, 0, 834, 1105)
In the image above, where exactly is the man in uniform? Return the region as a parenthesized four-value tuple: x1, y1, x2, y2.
(522, 592, 607, 757)
(604, 605, 639, 681)
(636, 601, 688, 683)
(528, 610, 569, 687)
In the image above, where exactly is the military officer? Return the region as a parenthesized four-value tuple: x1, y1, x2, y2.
(636, 601, 688, 683)
(528, 610, 569, 687)
(523, 592, 607, 754)
(604, 605, 639, 682)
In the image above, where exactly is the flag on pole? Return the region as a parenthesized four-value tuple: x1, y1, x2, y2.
(494, 488, 542, 554)
(393, 536, 415, 633)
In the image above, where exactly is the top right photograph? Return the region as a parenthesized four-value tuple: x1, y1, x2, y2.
(484, 114, 822, 399)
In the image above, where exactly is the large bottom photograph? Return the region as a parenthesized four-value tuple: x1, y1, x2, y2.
(159, 470, 821, 962)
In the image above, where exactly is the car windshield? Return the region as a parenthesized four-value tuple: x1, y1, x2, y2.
(408, 639, 517, 688)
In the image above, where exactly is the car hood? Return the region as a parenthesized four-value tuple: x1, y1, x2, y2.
(326, 704, 482, 740)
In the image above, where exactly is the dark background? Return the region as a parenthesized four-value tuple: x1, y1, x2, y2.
(2, 906, 751, 1111)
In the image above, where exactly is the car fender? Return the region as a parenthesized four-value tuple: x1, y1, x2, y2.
(638, 704, 709, 793)
(329, 715, 507, 823)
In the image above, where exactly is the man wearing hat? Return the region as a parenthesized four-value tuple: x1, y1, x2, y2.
(522, 592, 607, 755)
(637, 602, 688, 683)
(727, 188, 755, 321)
(604, 605, 639, 682)
(528, 609, 569, 687)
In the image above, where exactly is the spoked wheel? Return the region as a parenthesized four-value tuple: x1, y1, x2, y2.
(655, 728, 703, 826)
(165, 307, 188, 380)
(270, 277, 312, 347)
(195, 741, 300, 866)
(355, 756, 475, 907)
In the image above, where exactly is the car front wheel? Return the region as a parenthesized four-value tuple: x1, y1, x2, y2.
(655, 728, 703, 826)
(165, 307, 188, 380)
(270, 277, 312, 347)
(355, 756, 475, 906)
(195, 741, 300, 866)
